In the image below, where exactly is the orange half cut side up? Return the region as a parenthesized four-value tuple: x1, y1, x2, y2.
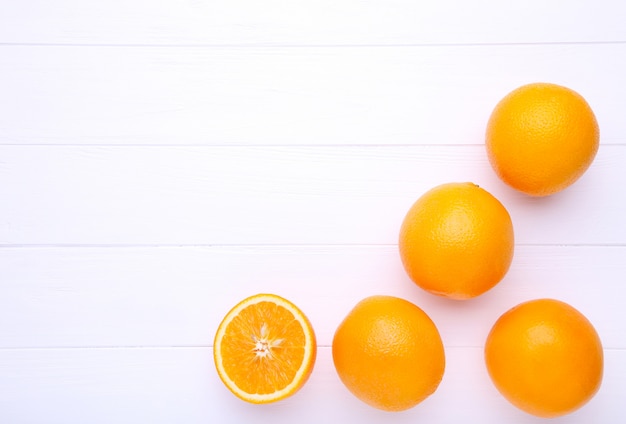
(213, 293, 317, 404)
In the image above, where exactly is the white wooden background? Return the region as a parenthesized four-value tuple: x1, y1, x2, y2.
(1, 1, 625, 422)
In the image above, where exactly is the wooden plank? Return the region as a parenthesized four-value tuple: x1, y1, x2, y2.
(0, 346, 622, 423)
(1, 44, 624, 146)
(0, 145, 622, 245)
(1, 2, 624, 423)
(1, 245, 622, 349)
(1, 1, 625, 46)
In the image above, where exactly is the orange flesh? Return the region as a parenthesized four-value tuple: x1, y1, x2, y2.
(219, 301, 307, 395)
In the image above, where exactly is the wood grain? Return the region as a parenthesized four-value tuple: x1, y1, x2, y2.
(1, 145, 623, 245)
(1, 44, 624, 146)
(1, 245, 623, 349)
(2, 0, 625, 46)
(0, 347, 622, 424)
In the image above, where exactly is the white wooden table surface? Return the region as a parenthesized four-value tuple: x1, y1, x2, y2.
(1, 1, 625, 422)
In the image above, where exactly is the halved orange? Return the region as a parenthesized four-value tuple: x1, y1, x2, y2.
(213, 293, 317, 404)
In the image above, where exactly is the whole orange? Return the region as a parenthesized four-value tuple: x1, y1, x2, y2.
(332, 295, 445, 412)
(485, 298, 603, 418)
(398, 182, 514, 300)
(486, 82, 599, 196)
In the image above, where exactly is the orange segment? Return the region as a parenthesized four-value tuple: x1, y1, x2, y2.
(213, 293, 317, 404)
